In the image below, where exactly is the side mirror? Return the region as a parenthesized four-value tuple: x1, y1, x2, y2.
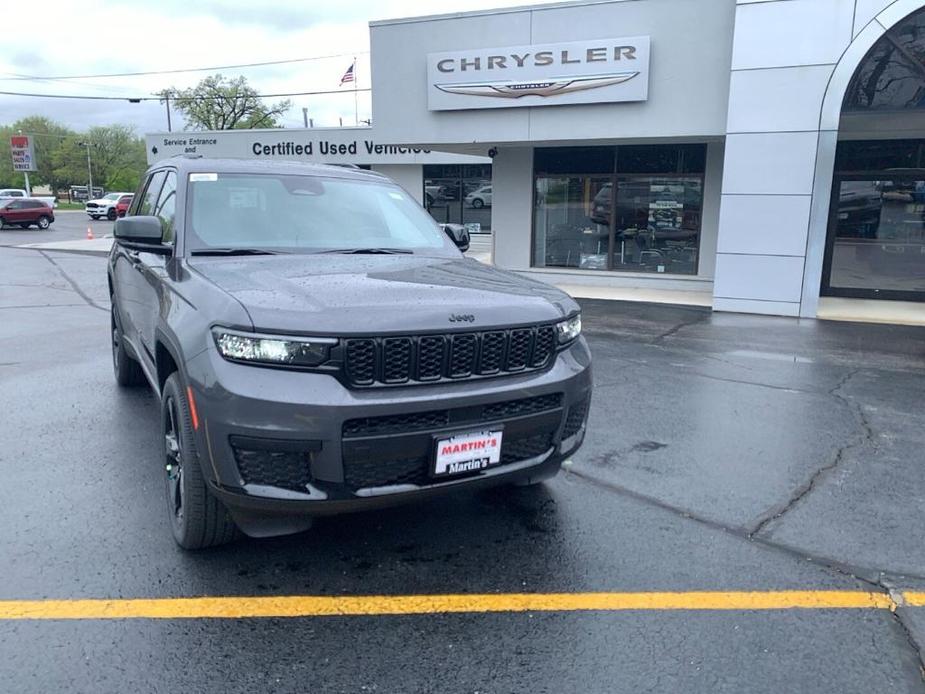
(441, 223, 470, 253)
(114, 216, 170, 253)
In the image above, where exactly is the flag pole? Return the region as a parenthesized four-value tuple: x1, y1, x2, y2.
(353, 57, 359, 126)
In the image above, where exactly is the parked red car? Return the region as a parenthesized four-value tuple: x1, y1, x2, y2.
(115, 194, 133, 218)
(0, 198, 54, 230)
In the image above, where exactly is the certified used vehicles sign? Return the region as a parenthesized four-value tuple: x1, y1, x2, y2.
(433, 430, 503, 477)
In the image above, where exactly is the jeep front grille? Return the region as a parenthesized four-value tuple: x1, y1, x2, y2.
(343, 324, 557, 387)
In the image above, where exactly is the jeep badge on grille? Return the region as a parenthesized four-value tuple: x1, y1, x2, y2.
(449, 314, 475, 323)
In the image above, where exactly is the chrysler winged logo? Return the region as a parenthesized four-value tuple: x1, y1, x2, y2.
(435, 72, 639, 99)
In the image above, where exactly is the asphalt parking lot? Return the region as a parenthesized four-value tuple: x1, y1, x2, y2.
(0, 208, 113, 246)
(2, 243, 925, 692)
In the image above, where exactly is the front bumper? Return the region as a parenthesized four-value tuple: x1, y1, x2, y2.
(184, 337, 592, 535)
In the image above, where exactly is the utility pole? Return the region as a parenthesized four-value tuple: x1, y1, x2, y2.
(165, 95, 172, 132)
(78, 142, 93, 199)
(302, 107, 309, 128)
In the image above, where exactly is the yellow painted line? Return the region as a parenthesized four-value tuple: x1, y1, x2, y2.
(0, 591, 896, 621)
(902, 592, 925, 607)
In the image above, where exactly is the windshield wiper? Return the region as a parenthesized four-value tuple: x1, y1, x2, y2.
(317, 247, 413, 255)
(190, 248, 283, 256)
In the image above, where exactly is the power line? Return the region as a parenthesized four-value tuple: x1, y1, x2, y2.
(0, 52, 369, 81)
(0, 88, 370, 101)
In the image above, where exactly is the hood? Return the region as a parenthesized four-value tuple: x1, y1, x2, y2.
(189, 254, 577, 335)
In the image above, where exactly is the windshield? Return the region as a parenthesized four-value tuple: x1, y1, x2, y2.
(104, 193, 121, 201)
(186, 173, 455, 254)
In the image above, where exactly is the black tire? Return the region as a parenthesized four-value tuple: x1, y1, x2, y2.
(471, 198, 484, 209)
(162, 373, 239, 550)
(37, 216, 51, 230)
(0, 217, 6, 229)
(107, 208, 117, 221)
(111, 306, 145, 387)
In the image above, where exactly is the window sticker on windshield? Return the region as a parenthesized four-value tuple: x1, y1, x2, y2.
(190, 173, 218, 182)
(229, 189, 262, 209)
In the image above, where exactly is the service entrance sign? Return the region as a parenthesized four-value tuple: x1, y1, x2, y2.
(10, 135, 36, 172)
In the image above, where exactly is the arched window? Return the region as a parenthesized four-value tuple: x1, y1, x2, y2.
(844, 7, 925, 110)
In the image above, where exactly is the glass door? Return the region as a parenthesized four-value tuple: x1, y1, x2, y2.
(823, 176, 925, 301)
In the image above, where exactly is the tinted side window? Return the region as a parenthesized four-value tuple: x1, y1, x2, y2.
(137, 171, 167, 216)
(127, 178, 148, 216)
(154, 172, 177, 243)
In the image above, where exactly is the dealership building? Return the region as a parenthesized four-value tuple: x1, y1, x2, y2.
(369, 0, 925, 322)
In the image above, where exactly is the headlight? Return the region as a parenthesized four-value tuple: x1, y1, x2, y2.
(212, 328, 335, 367)
(555, 314, 582, 344)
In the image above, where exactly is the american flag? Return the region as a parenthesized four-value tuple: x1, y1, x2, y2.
(339, 61, 355, 86)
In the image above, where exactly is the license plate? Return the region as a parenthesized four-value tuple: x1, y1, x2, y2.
(432, 429, 503, 478)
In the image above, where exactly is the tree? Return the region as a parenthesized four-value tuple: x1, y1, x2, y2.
(0, 117, 148, 194)
(158, 74, 292, 130)
(85, 125, 147, 192)
(49, 125, 147, 194)
(50, 137, 92, 191)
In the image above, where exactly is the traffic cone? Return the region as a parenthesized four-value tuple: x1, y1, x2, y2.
(86, 226, 94, 240)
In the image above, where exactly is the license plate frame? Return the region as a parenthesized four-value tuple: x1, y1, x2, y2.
(431, 427, 504, 479)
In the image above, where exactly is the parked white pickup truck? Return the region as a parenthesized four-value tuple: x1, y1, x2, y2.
(0, 188, 57, 208)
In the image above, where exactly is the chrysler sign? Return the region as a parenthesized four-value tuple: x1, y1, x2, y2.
(427, 37, 650, 111)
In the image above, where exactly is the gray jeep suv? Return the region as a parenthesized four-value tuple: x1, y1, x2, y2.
(109, 158, 592, 549)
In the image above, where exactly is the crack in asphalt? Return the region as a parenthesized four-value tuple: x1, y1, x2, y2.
(572, 468, 925, 684)
(601, 352, 819, 394)
(649, 312, 710, 343)
(36, 251, 108, 313)
(877, 578, 925, 687)
(893, 609, 925, 688)
(748, 369, 872, 538)
(566, 467, 902, 581)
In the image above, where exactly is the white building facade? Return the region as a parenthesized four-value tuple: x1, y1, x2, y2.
(370, 0, 925, 321)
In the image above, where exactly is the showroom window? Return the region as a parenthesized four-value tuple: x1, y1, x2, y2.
(532, 144, 706, 274)
(423, 164, 492, 232)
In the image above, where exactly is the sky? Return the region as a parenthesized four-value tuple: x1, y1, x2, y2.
(0, 0, 563, 136)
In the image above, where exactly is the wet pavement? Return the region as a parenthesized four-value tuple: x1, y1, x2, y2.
(0, 209, 113, 247)
(2, 245, 925, 693)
